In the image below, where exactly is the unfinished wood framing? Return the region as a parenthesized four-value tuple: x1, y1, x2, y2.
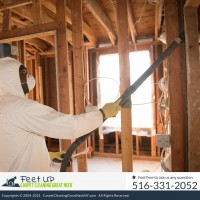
(99, 131, 104, 153)
(0, 22, 56, 43)
(0, 0, 32, 11)
(32, 0, 43, 25)
(89, 52, 99, 152)
(164, 0, 187, 172)
(154, 44, 164, 157)
(149, 45, 157, 157)
(184, 4, 200, 171)
(83, 46, 93, 159)
(18, 40, 25, 63)
(2, 9, 11, 31)
(0, 0, 199, 173)
(115, 131, 120, 154)
(42, 0, 96, 46)
(55, 0, 73, 171)
(43, 57, 50, 106)
(27, 59, 36, 100)
(35, 53, 44, 104)
(85, 0, 116, 45)
(72, 0, 88, 172)
(154, 3, 159, 41)
(127, 0, 137, 44)
(90, 42, 158, 55)
(116, 0, 133, 172)
(185, 0, 200, 7)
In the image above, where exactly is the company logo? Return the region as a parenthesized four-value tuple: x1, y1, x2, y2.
(2, 176, 20, 187)
(1, 176, 72, 189)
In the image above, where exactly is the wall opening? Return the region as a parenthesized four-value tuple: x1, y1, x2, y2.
(98, 50, 154, 155)
(99, 50, 153, 129)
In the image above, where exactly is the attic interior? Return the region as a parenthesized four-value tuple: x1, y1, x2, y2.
(0, 0, 199, 172)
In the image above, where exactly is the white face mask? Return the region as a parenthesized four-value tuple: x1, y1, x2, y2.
(27, 74, 36, 92)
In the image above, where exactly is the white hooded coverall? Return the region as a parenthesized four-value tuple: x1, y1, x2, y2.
(0, 57, 103, 172)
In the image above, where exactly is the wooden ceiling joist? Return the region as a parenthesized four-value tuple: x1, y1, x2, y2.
(85, 0, 116, 45)
(2, 9, 11, 31)
(185, 0, 200, 7)
(11, 12, 31, 26)
(127, 0, 137, 43)
(42, 0, 96, 46)
(26, 42, 42, 53)
(154, 3, 159, 41)
(39, 35, 54, 46)
(32, 0, 43, 25)
(11, 5, 33, 22)
(0, 22, 56, 43)
(26, 38, 49, 51)
(0, 11, 27, 28)
(0, 0, 32, 11)
(42, 5, 74, 45)
(158, 0, 164, 34)
(26, 48, 35, 55)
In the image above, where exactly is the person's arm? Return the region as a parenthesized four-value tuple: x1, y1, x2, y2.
(12, 99, 104, 139)
(7, 97, 121, 140)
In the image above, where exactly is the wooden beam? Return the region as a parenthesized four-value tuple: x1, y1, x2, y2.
(0, 22, 56, 43)
(184, 6, 200, 171)
(25, 38, 49, 51)
(55, 0, 73, 172)
(116, 0, 133, 172)
(72, 0, 87, 172)
(85, 0, 116, 45)
(185, 0, 200, 7)
(18, 40, 25, 63)
(154, 44, 164, 157)
(38, 50, 54, 56)
(127, 0, 137, 43)
(0, 11, 28, 28)
(94, 152, 160, 161)
(149, 46, 157, 157)
(2, 9, 11, 31)
(90, 41, 154, 55)
(99, 128, 104, 153)
(155, 3, 159, 41)
(55, 0, 73, 116)
(35, 53, 44, 104)
(11, 12, 31, 26)
(164, 0, 187, 172)
(38, 35, 54, 47)
(32, 0, 43, 24)
(26, 43, 35, 52)
(115, 132, 119, 154)
(158, 0, 164, 34)
(42, 4, 57, 20)
(83, 46, 92, 158)
(44, 57, 50, 106)
(27, 59, 36, 100)
(84, 46, 90, 107)
(41, 5, 73, 44)
(89, 52, 98, 152)
(11, 5, 33, 22)
(42, 0, 96, 46)
(0, 0, 32, 11)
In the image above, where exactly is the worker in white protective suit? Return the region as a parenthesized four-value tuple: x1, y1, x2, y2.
(0, 57, 121, 172)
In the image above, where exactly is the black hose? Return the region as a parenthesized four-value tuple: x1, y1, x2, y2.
(60, 32, 185, 172)
(60, 132, 91, 172)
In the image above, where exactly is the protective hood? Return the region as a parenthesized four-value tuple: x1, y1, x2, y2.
(0, 57, 25, 98)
